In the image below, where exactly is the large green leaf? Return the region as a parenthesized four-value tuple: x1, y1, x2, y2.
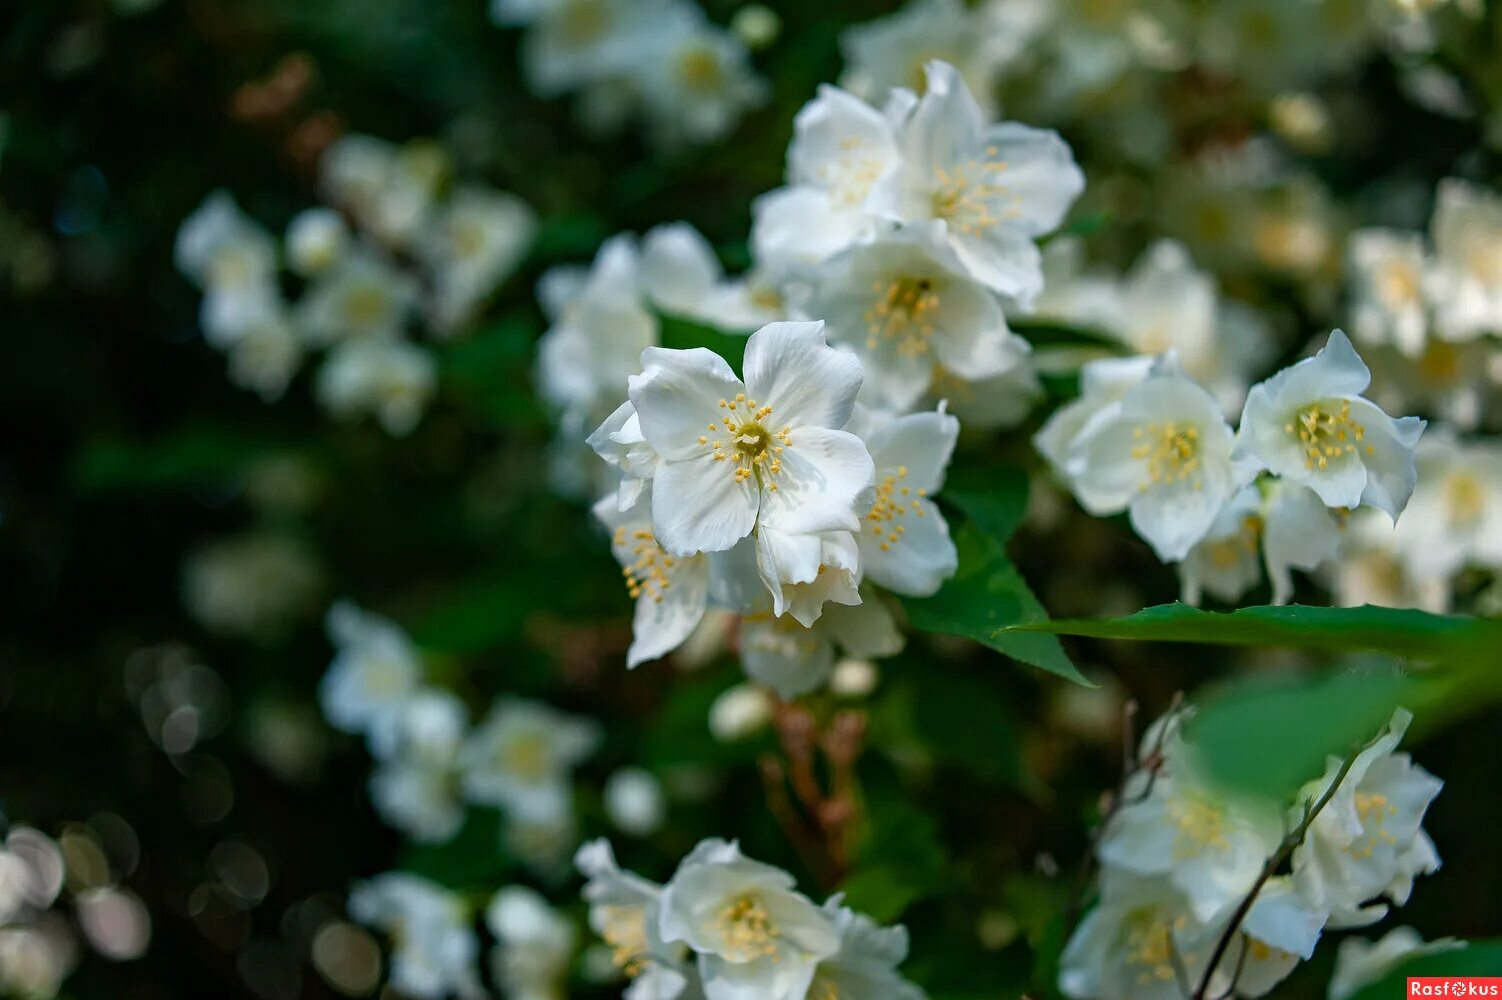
(1349, 940, 1502, 999)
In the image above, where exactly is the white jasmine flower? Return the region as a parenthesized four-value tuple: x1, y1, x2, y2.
(487, 887, 575, 1000)
(1327, 511, 1452, 613)
(1177, 485, 1263, 607)
(458, 699, 601, 825)
(635, 10, 767, 146)
(604, 767, 667, 837)
(1390, 431, 1502, 583)
(318, 601, 423, 757)
(707, 683, 775, 741)
(418, 186, 537, 333)
(175, 190, 276, 291)
(846, 404, 959, 596)
(754, 527, 862, 628)
(520, 0, 668, 97)
(658, 839, 840, 1000)
(285, 207, 349, 277)
(321, 135, 447, 247)
(1348, 228, 1429, 357)
(1261, 480, 1346, 605)
(368, 689, 468, 843)
(840, 0, 1005, 114)
(1292, 708, 1444, 928)
(627, 320, 875, 557)
(1063, 356, 1249, 562)
(878, 60, 1084, 306)
(1425, 178, 1502, 342)
(1223, 876, 1329, 998)
(804, 226, 1030, 411)
(588, 400, 661, 511)
(640, 222, 777, 331)
(224, 309, 303, 402)
(297, 250, 419, 346)
(1328, 927, 1465, 1000)
(739, 590, 904, 699)
(348, 874, 483, 1000)
(1235, 330, 1426, 519)
(1035, 355, 1154, 479)
(807, 897, 927, 1000)
(316, 339, 435, 436)
(577, 839, 695, 998)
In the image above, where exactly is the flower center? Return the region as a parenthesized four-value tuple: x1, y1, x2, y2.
(600, 905, 650, 978)
(559, 0, 609, 44)
(809, 974, 842, 1000)
(1123, 910, 1191, 986)
(1285, 400, 1371, 471)
(1348, 790, 1399, 860)
(931, 150, 1014, 236)
(677, 46, 724, 93)
(865, 465, 928, 552)
(1168, 794, 1230, 856)
(343, 285, 389, 326)
(614, 527, 676, 603)
(1377, 258, 1420, 307)
(703, 394, 791, 490)
(1131, 422, 1201, 489)
(501, 732, 551, 779)
(1443, 472, 1484, 527)
(864, 276, 940, 357)
(714, 893, 779, 961)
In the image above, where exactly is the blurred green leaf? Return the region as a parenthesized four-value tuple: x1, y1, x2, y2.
(439, 317, 547, 428)
(658, 312, 751, 370)
(909, 669, 1022, 784)
(71, 425, 279, 493)
(1010, 319, 1129, 352)
(396, 809, 511, 889)
(837, 866, 927, 924)
(1349, 940, 1502, 999)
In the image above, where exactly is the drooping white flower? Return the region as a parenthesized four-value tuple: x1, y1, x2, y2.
(316, 338, 436, 436)
(876, 60, 1084, 306)
(846, 404, 959, 596)
(658, 839, 840, 1000)
(1235, 330, 1426, 519)
(417, 186, 537, 333)
(487, 886, 576, 1000)
(296, 249, 419, 346)
(576, 839, 696, 999)
(1062, 356, 1250, 562)
(1389, 430, 1502, 583)
(807, 897, 928, 1000)
(1347, 228, 1429, 357)
(1327, 927, 1465, 1000)
(348, 873, 483, 1000)
(754, 527, 862, 627)
(318, 601, 423, 757)
(803, 225, 1030, 411)
(1425, 178, 1502, 342)
(368, 688, 468, 843)
(1292, 708, 1444, 928)
(1261, 479, 1347, 606)
(1177, 485, 1263, 607)
(285, 207, 350, 278)
(457, 699, 601, 825)
(627, 320, 875, 557)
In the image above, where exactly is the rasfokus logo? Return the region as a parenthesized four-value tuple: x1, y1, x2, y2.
(1410, 979, 1502, 996)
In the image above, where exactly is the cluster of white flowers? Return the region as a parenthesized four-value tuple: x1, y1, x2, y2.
(489, 0, 768, 146)
(1039, 330, 1427, 605)
(1061, 706, 1445, 1000)
(348, 874, 575, 1000)
(318, 602, 601, 867)
(576, 838, 926, 1000)
(176, 133, 536, 433)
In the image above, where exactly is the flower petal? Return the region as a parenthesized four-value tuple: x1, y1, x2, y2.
(650, 457, 758, 556)
(743, 320, 863, 430)
(630, 346, 745, 460)
(759, 426, 875, 535)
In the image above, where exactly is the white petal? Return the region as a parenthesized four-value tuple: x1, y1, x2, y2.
(929, 280, 1028, 380)
(758, 426, 875, 535)
(650, 457, 759, 556)
(743, 321, 862, 430)
(977, 122, 1085, 235)
(860, 497, 957, 596)
(641, 222, 721, 316)
(627, 558, 709, 668)
(630, 347, 745, 460)
(865, 406, 960, 493)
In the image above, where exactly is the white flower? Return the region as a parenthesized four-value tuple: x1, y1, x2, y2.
(1328, 927, 1465, 1000)
(1177, 485, 1263, 607)
(368, 689, 468, 843)
(804, 225, 1030, 411)
(1035, 355, 1154, 479)
(318, 601, 423, 757)
(348, 874, 482, 1000)
(640, 222, 778, 331)
(627, 320, 875, 557)
(1235, 330, 1426, 519)
(739, 590, 903, 699)
(576, 839, 695, 999)
(520, 0, 669, 97)
(1425, 178, 1502, 342)
(458, 699, 601, 824)
(839, 0, 1005, 114)
(877, 60, 1084, 306)
(1062, 356, 1248, 562)
(175, 190, 275, 291)
(1389, 430, 1502, 582)
(316, 339, 436, 436)
(588, 400, 661, 511)
(604, 767, 667, 837)
(285, 207, 349, 277)
(418, 186, 537, 333)
(487, 887, 575, 1000)
(321, 135, 446, 247)
(296, 249, 419, 345)
(1348, 228, 1429, 357)
(846, 404, 959, 596)
(1292, 708, 1444, 928)
(634, 11, 766, 146)
(183, 532, 322, 639)
(1327, 511, 1453, 614)
(1223, 876, 1329, 998)
(0, 920, 76, 1000)
(658, 839, 840, 1000)
(593, 491, 711, 667)
(224, 309, 303, 402)
(1261, 480, 1346, 605)
(807, 898, 927, 1000)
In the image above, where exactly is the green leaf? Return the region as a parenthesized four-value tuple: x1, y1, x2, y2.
(836, 867, 927, 924)
(1349, 940, 1502, 1000)
(1005, 602, 1496, 664)
(906, 521, 1089, 686)
(657, 312, 750, 370)
(1187, 667, 1423, 800)
(72, 425, 277, 492)
(907, 670, 1022, 784)
(939, 464, 1032, 545)
(1010, 319, 1130, 352)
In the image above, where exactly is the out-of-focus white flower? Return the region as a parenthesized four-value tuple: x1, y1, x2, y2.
(321, 135, 447, 248)
(1328, 511, 1453, 613)
(932, 361, 1042, 429)
(458, 699, 601, 825)
(577, 839, 697, 997)
(348, 873, 483, 1000)
(639, 222, 779, 331)
(1293, 708, 1444, 928)
(1328, 927, 1465, 1000)
(658, 839, 840, 1000)
(318, 601, 423, 757)
(604, 767, 667, 837)
(368, 689, 468, 843)
(1389, 430, 1502, 584)
(878, 60, 1084, 307)
(0, 919, 77, 1000)
(634, 9, 766, 146)
(175, 190, 276, 291)
(1062, 356, 1249, 562)
(224, 308, 303, 402)
(806, 225, 1030, 411)
(518, 0, 670, 97)
(808, 897, 927, 1000)
(830, 658, 880, 698)
(739, 590, 903, 699)
(1227, 876, 1329, 998)
(731, 4, 780, 50)
(707, 682, 775, 741)
(1425, 178, 1502, 342)
(297, 249, 419, 346)
(418, 187, 537, 333)
(183, 533, 322, 640)
(1348, 228, 1429, 358)
(316, 338, 436, 436)
(839, 0, 1014, 116)
(627, 320, 874, 557)
(1261, 479, 1346, 605)
(285, 207, 349, 277)
(1236, 330, 1426, 519)
(846, 404, 959, 596)
(487, 886, 575, 1000)
(1177, 485, 1263, 606)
